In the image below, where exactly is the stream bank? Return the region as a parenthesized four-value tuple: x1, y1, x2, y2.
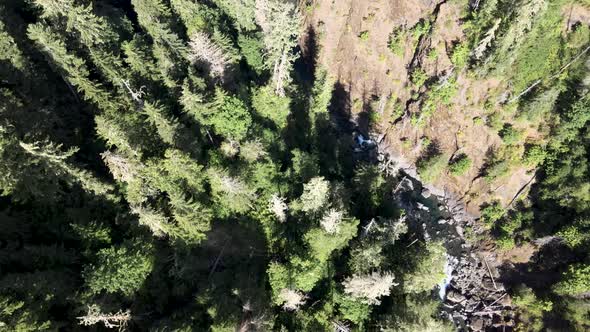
(375, 146, 516, 331)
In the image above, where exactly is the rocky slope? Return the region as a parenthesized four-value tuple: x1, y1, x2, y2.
(376, 145, 514, 331)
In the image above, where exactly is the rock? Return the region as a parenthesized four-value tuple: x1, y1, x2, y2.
(438, 219, 447, 225)
(456, 225, 464, 237)
(446, 290, 466, 304)
(417, 202, 429, 211)
(422, 188, 431, 198)
(471, 318, 484, 331)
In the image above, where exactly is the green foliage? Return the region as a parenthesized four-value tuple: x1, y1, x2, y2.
(304, 217, 359, 262)
(412, 78, 458, 126)
(417, 153, 448, 183)
(84, 243, 154, 296)
(379, 295, 454, 332)
(448, 153, 472, 176)
(427, 48, 439, 61)
(411, 68, 428, 88)
(523, 144, 546, 167)
(513, 285, 552, 331)
(450, 42, 470, 69)
(480, 201, 505, 228)
(411, 20, 431, 41)
(211, 0, 256, 31)
(238, 32, 266, 73)
(171, 0, 217, 35)
(0, 21, 27, 71)
(206, 89, 252, 140)
(562, 298, 590, 332)
(27, 23, 118, 111)
(1, 0, 588, 329)
(252, 85, 291, 129)
(499, 124, 523, 145)
(557, 220, 590, 249)
(388, 27, 407, 56)
(402, 242, 446, 294)
(336, 293, 372, 325)
(553, 264, 590, 296)
(359, 31, 370, 41)
(509, 2, 566, 93)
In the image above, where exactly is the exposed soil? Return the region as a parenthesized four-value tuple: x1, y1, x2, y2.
(304, 0, 538, 216)
(300, 1, 578, 330)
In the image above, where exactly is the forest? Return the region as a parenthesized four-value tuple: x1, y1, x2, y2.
(0, 0, 588, 331)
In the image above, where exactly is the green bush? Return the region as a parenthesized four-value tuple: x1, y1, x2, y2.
(411, 68, 428, 88)
(411, 20, 431, 41)
(449, 153, 472, 176)
(499, 124, 523, 145)
(450, 42, 470, 69)
(417, 153, 448, 183)
(359, 31, 370, 42)
(513, 285, 553, 331)
(496, 234, 515, 250)
(480, 201, 504, 228)
(523, 144, 546, 167)
(484, 159, 510, 182)
(388, 27, 407, 56)
(553, 264, 590, 296)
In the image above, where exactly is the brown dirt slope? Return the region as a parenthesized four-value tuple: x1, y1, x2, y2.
(304, 0, 540, 216)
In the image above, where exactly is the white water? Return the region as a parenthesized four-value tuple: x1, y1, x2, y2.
(438, 255, 453, 300)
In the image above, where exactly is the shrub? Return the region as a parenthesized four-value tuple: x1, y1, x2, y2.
(449, 153, 472, 176)
(450, 42, 470, 69)
(480, 201, 504, 228)
(513, 285, 553, 331)
(553, 264, 590, 296)
(359, 31, 370, 42)
(411, 68, 428, 88)
(496, 234, 515, 250)
(411, 20, 431, 41)
(417, 153, 448, 183)
(486, 112, 503, 131)
(499, 124, 523, 145)
(523, 144, 546, 167)
(484, 159, 510, 182)
(427, 48, 439, 61)
(388, 27, 407, 56)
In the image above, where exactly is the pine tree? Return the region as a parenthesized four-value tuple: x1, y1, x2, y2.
(254, 0, 300, 96)
(0, 126, 115, 202)
(131, 0, 188, 89)
(212, 0, 257, 31)
(27, 23, 120, 111)
(0, 20, 28, 72)
(83, 242, 154, 296)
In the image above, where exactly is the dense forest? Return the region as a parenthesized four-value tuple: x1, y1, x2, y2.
(0, 0, 588, 331)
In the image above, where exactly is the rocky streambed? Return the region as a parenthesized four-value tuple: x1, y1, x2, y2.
(377, 149, 515, 331)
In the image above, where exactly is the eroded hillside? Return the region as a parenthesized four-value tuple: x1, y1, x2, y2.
(304, 0, 589, 214)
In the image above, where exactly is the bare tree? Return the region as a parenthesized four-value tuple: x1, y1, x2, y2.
(130, 205, 169, 237)
(269, 194, 288, 222)
(77, 305, 131, 331)
(320, 209, 344, 234)
(188, 32, 229, 79)
(101, 151, 136, 183)
(342, 271, 397, 305)
(472, 19, 501, 60)
(299, 176, 330, 213)
(278, 288, 306, 311)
